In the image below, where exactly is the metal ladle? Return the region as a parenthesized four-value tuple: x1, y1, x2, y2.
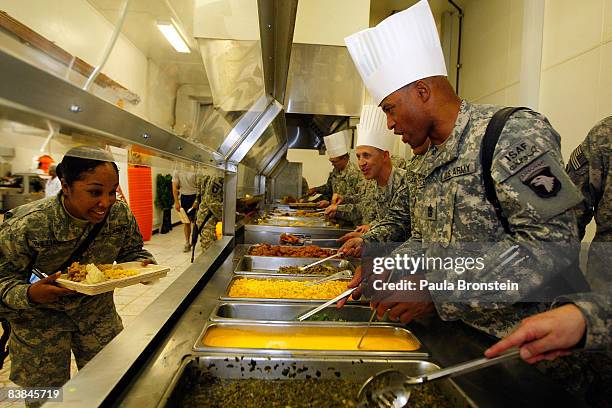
(358, 349, 520, 407)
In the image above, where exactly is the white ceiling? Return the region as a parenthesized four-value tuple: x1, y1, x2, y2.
(87, 0, 208, 85)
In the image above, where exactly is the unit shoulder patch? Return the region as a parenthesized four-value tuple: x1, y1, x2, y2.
(519, 160, 561, 198)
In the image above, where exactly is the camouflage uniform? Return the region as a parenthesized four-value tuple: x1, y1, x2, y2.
(0, 195, 154, 401)
(197, 176, 223, 251)
(553, 293, 610, 351)
(312, 161, 362, 200)
(336, 168, 411, 241)
(405, 153, 426, 239)
(364, 101, 585, 338)
(566, 116, 611, 290)
(390, 154, 407, 170)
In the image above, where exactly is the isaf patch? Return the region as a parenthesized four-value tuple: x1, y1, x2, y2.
(568, 144, 588, 171)
(498, 140, 544, 175)
(519, 160, 561, 198)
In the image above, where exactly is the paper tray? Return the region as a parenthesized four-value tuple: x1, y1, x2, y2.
(56, 262, 170, 295)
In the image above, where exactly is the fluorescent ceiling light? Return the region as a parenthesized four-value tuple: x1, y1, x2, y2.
(157, 21, 190, 53)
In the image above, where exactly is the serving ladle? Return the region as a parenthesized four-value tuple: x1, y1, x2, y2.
(358, 349, 519, 407)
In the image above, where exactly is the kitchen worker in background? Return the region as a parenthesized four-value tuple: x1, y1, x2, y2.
(565, 116, 611, 291)
(326, 105, 411, 242)
(172, 169, 199, 252)
(0, 146, 154, 407)
(307, 130, 362, 208)
(197, 175, 223, 252)
(44, 163, 61, 198)
(339, 0, 602, 402)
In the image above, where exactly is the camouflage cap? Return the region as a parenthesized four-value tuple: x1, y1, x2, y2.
(64, 146, 115, 162)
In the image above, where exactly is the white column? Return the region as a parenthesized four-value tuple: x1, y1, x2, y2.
(519, 0, 545, 109)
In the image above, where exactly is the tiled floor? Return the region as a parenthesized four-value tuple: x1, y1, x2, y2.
(0, 225, 197, 406)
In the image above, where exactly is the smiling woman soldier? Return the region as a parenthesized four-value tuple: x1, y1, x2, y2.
(0, 146, 155, 407)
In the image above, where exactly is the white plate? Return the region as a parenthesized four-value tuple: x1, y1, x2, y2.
(56, 262, 170, 295)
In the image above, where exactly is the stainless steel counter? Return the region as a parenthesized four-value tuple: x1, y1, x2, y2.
(52, 243, 586, 407)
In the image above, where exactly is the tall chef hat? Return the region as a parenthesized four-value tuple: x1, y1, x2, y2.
(356, 105, 396, 152)
(345, 0, 447, 106)
(323, 130, 350, 158)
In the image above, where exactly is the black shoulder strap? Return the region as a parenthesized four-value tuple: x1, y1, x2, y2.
(57, 216, 108, 272)
(480, 107, 529, 235)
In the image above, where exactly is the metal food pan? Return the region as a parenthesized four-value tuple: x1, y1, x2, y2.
(256, 216, 331, 226)
(221, 274, 353, 303)
(245, 244, 338, 258)
(267, 215, 325, 222)
(234, 255, 350, 274)
(210, 302, 389, 324)
(193, 322, 427, 358)
(163, 355, 474, 408)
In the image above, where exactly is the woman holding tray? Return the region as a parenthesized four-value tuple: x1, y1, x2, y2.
(0, 146, 155, 406)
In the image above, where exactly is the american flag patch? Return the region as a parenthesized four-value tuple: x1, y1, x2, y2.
(568, 144, 587, 171)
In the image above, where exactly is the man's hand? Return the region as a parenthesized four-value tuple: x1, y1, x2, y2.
(317, 200, 330, 208)
(339, 237, 364, 258)
(27, 272, 75, 304)
(337, 231, 362, 243)
(174, 201, 181, 212)
(331, 193, 344, 205)
(307, 187, 317, 195)
(355, 225, 370, 234)
(485, 304, 586, 364)
(371, 301, 435, 324)
(324, 204, 338, 218)
(337, 266, 362, 308)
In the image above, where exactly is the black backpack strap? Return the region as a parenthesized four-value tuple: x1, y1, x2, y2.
(480, 107, 529, 234)
(57, 214, 108, 272)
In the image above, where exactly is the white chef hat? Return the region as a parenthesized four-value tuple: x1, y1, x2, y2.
(345, 0, 447, 106)
(356, 105, 396, 152)
(323, 130, 350, 158)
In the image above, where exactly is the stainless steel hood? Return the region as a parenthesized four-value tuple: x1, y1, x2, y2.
(286, 112, 350, 150)
(284, 43, 363, 117)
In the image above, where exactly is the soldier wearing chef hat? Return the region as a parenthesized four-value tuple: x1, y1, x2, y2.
(326, 105, 412, 243)
(340, 0, 588, 345)
(308, 129, 362, 208)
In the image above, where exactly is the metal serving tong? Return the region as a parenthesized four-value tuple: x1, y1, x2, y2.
(358, 349, 520, 407)
(296, 287, 357, 321)
(304, 270, 352, 287)
(298, 252, 342, 271)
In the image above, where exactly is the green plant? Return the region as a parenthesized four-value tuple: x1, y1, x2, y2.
(155, 174, 174, 210)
